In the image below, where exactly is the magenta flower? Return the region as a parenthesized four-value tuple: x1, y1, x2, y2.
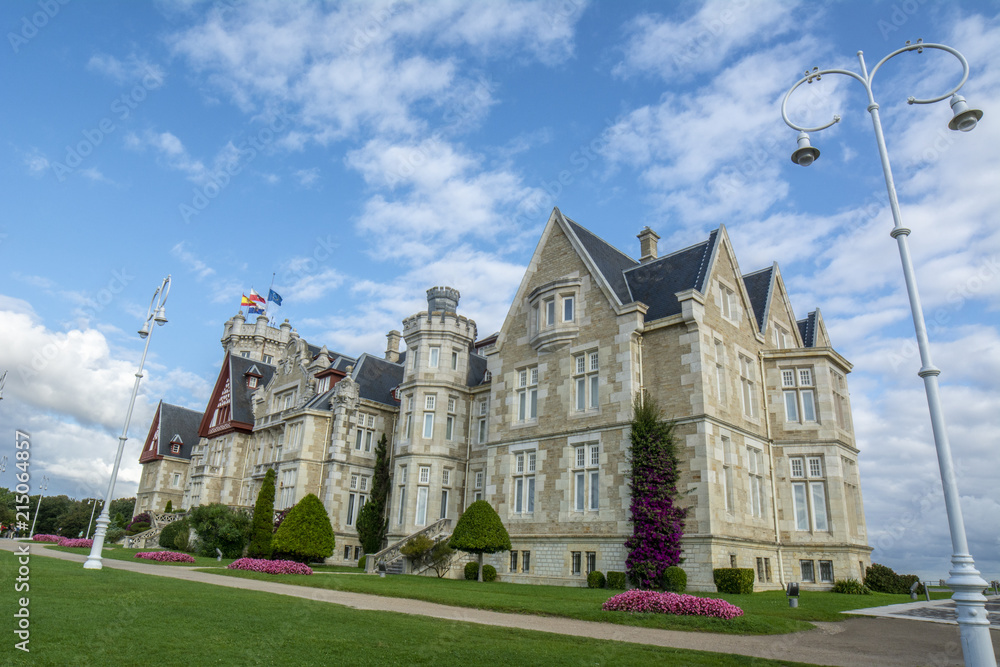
(603, 589, 744, 620)
(228, 558, 313, 575)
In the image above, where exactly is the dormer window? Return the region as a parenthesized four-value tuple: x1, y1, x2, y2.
(527, 279, 581, 353)
(169, 436, 183, 455)
(316, 375, 331, 394)
(245, 365, 262, 389)
(248, 376, 258, 388)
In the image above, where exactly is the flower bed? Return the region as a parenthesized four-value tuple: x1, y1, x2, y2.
(602, 589, 744, 620)
(31, 534, 62, 543)
(134, 551, 196, 563)
(228, 558, 313, 575)
(58, 538, 93, 548)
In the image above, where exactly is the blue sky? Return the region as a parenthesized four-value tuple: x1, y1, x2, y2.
(1, 0, 998, 580)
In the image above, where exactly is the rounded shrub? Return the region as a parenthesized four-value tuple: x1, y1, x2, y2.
(172, 522, 192, 552)
(606, 571, 627, 590)
(482, 564, 497, 582)
(271, 494, 335, 564)
(188, 503, 251, 559)
(158, 519, 189, 549)
(464, 561, 480, 580)
(831, 578, 871, 595)
(358, 555, 367, 570)
(105, 527, 126, 544)
(660, 565, 687, 593)
(588, 570, 606, 589)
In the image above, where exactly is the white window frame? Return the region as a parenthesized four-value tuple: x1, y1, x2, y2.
(721, 435, 734, 513)
(739, 354, 757, 418)
(714, 340, 726, 403)
(720, 283, 738, 322)
(573, 350, 599, 412)
(512, 451, 536, 514)
(422, 412, 434, 439)
(428, 346, 440, 368)
(516, 367, 538, 422)
(562, 295, 574, 322)
(572, 444, 600, 512)
(747, 446, 765, 519)
(782, 367, 817, 423)
(790, 456, 829, 532)
(355, 413, 376, 452)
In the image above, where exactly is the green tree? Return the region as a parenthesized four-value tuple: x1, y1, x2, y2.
(625, 391, 686, 589)
(108, 497, 135, 523)
(164, 500, 173, 513)
(188, 503, 251, 558)
(356, 434, 390, 555)
(247, 468, 277, 559)
(448, 500, 511, 582)
(271, 494, 335, 564)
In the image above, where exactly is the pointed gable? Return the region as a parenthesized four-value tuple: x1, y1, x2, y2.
(139, 402, 163, 463)
(797, 311, 818, 348)
(562, 213, 637, 305)
(140, 401, 202, 463)
(742, 265, 775, 334)
(199, 353, 275, 437)
(624, 230, 718, 321)
(351, 353, 405, 406)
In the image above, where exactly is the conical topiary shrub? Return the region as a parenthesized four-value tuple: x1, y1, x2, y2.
(271, 493, 335, 564)
(448, 500, 511, 582)
(247, 468, 276, 559)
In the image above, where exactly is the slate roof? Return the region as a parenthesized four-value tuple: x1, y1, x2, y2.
(797, 311, 817, 348)
(353, 354, 405, 406)
(153, 402, 203, 461)
(228, 353, 276, 424)
(742, 266, 774, 334)
(467, 352, 489, 387)
(621, 230, 719, 321)
(564, 214, 637, 304)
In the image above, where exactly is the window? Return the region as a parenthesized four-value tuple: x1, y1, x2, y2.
(782, 367, 817, 422)
(171, 472, 182, 488)
(279, 469, 297, 509)
(344, 545, 351, 560)
(477, 399, 488, 443)
(720, 284, 738, 321)
(247, 376, 258, 389)
(474, 470, 484, 502)
(545, 299, 555, 327)
(563, 296, 574, 322)
(800, 560, 815, 582)
(262, 354, 273, 364)
(415, 487, 428, 526)
(747, 446, 765, 519)
(572, 444, 600, 512)
(721, 436, 734, 513)
(446, 397, 456, 441)
(516, 367, 538, 422)
(586, 552, 596, 574)
(285, 421, 303, 451)
(790, 456, 829, 532)
(819, 560, 834, 583)
(429, 347, 440, 368)
(774, 324, 791, 349)
(714, 340, 726, 403)
(739, 354, 757, 418)
(571, 551, 582, 575)
(170, 442, 181, 454)
(522, 551, 530, 573)
(346, 474, 368, 527)
(573, 351, 599, 412)
(512, 451, 536, 514)
(730, 554, 738, 568)
(422, 412, 434, 439)
(832, 370, 851, 429)
(510, 551, 518, 573)
(442, 468, 451, 486)
(397, 466, 407, 525)
(355, 414, 376, 452)
(756, 557, 773, 583)
(439, 489, 449, 519)
(354, 546, 361, 560)
(316, 375, 330, 393)
(419, 466, 430, 484)
(451, 350, 458, 370)
(241, 351, 250, 358)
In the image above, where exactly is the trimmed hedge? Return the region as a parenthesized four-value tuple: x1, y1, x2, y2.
(272, 493, 335, 564)
(606, 571, 627, 590)
(588, 571, 606, 589)
(864, 563, 924, 595)
(358, 555, 367, 570)
(660, 566, 687, 593)
(831, 578, 871, 595)
(125, 522, 151, 536)
(713, 568, 754, 594)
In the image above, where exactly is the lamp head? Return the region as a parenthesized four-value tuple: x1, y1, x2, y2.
(138, 322, 150, 338)
(790, 131, 820, 166)
(153, 306, 168, 326)
(948, 94, 982, 132)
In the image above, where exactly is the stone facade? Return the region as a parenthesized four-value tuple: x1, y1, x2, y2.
(136, 208, 871, 589)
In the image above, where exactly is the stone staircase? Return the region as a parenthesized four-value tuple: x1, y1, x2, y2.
(123, 511, 186, 549)
(366, 518, 452, 575)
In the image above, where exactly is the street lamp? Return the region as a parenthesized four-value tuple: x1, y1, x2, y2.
(28, 475, 49, 538)
(781, 41, 992, 667)
(86, 498, 102, 540)
(84, 276, 171, 569)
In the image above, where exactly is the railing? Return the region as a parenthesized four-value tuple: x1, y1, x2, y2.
(151, 512, 185, 529)
(191, 465, 222, 476)
(365, 518, 452, 574)
(251, 462, 281, 479)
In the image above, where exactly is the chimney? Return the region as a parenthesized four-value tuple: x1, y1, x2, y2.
(637, 227, 660, 263)
(385, 330, 401, 363)
(426, 286, 460, 314)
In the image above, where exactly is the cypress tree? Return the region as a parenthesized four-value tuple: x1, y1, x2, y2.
(356, 434, 390, 554)
(625, 391, 686, 589)
(247, 468, 277, 559)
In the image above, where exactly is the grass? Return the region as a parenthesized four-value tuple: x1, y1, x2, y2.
(203, 567, 937, 635)
(1, 551, 813, 667)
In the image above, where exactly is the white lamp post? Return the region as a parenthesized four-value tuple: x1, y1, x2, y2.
(84, 275, 171, 569)
(86, 498, 102, 540)
(28, 475, 49, 538)
(781, 41, 993, 667)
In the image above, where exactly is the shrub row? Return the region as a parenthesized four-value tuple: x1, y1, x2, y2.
(228, 558, 313, 575)
(31, 534, 61, 543)
(603, 590, 744, 619)
(864, 563, 924, 595)
(588, 571, 606, 589)
(158, 519, 190, 551)
(831, 578, 872, 595)
(134, 551, 196, 563)
(463, 561, 497, 581)
(606, 571, 627, 590)
(57, 538, 92, 548)
(713, 568, 754, 594)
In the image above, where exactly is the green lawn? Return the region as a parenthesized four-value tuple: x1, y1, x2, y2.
(204, 567, 936, 635)
(1, 552, 812, 667)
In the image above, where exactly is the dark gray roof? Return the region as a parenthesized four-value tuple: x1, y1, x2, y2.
(353, 354, 405, 406)
(742, 266, 774, 334)
(622, 230, 719, 322)
(228, 353, 276, 424)
(467, 353, 489, 387)
(563, 214, 637, 304)
(797, 311, 817, 348)
(332, 355, 355, 372)
(156, 402, 203, 461)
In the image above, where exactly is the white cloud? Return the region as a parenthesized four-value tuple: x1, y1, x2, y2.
(87, 53, 166, 86)
(80, 167, 114, 184)
(24, 149, 49, 176)
(171, 242, 216, 280)
(294, 167, 319, 186)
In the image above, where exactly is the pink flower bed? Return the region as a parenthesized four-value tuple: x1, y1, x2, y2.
(134, 551, 196, 563)
(58, 538, 93, 548)
(228, 558, 313, 575)
(31, 534, 61, 543)
(602, 589, 744, 620)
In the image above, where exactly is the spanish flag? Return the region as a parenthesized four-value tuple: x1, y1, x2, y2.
(241, 294, 254, 307)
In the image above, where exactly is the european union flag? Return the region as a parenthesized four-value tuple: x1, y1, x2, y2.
(268, 289, 283, 306)
(248, 306, 265, 315)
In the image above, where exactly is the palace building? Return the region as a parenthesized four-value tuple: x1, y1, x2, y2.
(135, 208, 871, 589)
